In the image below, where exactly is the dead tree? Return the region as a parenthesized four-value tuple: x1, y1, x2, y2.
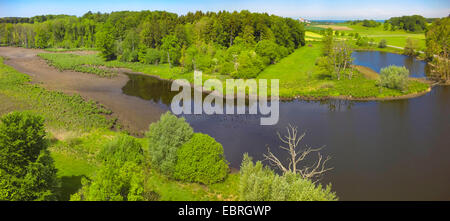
(263, 124, 333, 181)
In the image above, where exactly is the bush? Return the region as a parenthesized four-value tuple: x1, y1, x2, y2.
(356, 37, 369, 47)
(139, 48, 161, 65)
(379, 65, 410, 91)
(174, 133, 229, 184)
(378, 39, 387, 48)
(71, 161, 145, 201)
(71, 135, 146, 201)
(404, 38, 418, 56)
(239, 154, 337, 201)
(98, 134, 144, 165)
(146, 112, 193, 177)
(0, 112, 58, 201)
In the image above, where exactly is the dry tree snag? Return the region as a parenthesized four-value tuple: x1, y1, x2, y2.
(263, 124, 333, 181)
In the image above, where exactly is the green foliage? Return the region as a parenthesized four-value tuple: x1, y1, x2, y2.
(139, 47, 162, 65)
(387, 15, 427, 32)
(378, 39, 387, 48)
(379, 65, 410, 91)
(71, 134, 145, 201)
(38, 53, 115, 77)
(35, 25, 49, 48)
(98, 134, 144, 165)
(174, 133, 229, 184)
(255, 40, 287, 65)
(146, 112, 193, 177)
(321, 28, 334, 55)
(404, 37, 418, 56)
(70, 161, 145, 201)
(0, 112, 58, 201)
(356, 36, 370, 47)
(239, 154, 337, 201)
(95, 23, 116, 60)
(161, 35, 181, 67)
(425, 17, 449, 82)
(232, 50, 264, 79)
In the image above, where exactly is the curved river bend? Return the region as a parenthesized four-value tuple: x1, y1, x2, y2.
(122, 51, 450, 200)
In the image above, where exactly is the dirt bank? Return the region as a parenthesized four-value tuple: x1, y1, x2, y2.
(0, 47, 166, 135)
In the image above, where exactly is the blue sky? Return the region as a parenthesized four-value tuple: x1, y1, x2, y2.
(0, 0, 449, 19)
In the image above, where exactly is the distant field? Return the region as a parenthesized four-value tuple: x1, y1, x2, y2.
(305, 31, 323, 41)
(310, 23, 426, 50)
(313, 24, 353, 30)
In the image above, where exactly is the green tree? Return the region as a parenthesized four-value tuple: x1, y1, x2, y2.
(71, 135, 146, 201)
(146, 112, 193, 177)
(160, 35, 180, 68)
(378, 39, 387, 48)
(425, 17, 449, 82)
(95, 23, 116, 60)
(0, 112, 58, 201)
(255, 40, 284, 65)
(404, 37, 418, 56)
(34, 25, 49, 48)
(174, 133, 229, 184)
(321, 28, 334, 56)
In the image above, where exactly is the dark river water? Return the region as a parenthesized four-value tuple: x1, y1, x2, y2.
(122, 52, 450, 200)
(352, 51, 430, 78)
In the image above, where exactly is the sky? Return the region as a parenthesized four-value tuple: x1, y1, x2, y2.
(0, 0, 449, 20)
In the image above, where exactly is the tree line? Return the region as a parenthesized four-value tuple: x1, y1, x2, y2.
(0, 10, 305, 78)
(385, 15, 427, 32)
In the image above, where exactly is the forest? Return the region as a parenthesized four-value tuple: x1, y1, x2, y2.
(0, 10, 305, 78)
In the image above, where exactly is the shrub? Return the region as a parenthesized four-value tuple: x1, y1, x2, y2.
(98, 134, 144, 165)
(71, 135, 146, 201)
(239, 154, 337, 201)
(139, 48, 161, 65)
(146, 112, 193, 177)
(174, 133, 229, 184)
(379, 65, 410, 91)
(378, 39, 387, 48)
(71, 161, 145, 201)
(0, 112, 58, 201)
(404, 38, 418, 56)
(356, 37, 369, 47)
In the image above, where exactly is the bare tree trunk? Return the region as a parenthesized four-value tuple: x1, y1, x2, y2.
(264, 124, 333, 181)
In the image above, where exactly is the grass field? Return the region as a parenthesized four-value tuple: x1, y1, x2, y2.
(305, 31, 323, 41)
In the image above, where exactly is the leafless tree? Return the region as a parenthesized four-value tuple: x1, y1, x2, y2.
(263, 124, 333, 181)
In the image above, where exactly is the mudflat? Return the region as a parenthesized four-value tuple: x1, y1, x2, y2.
(0, 47, 166, 134)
